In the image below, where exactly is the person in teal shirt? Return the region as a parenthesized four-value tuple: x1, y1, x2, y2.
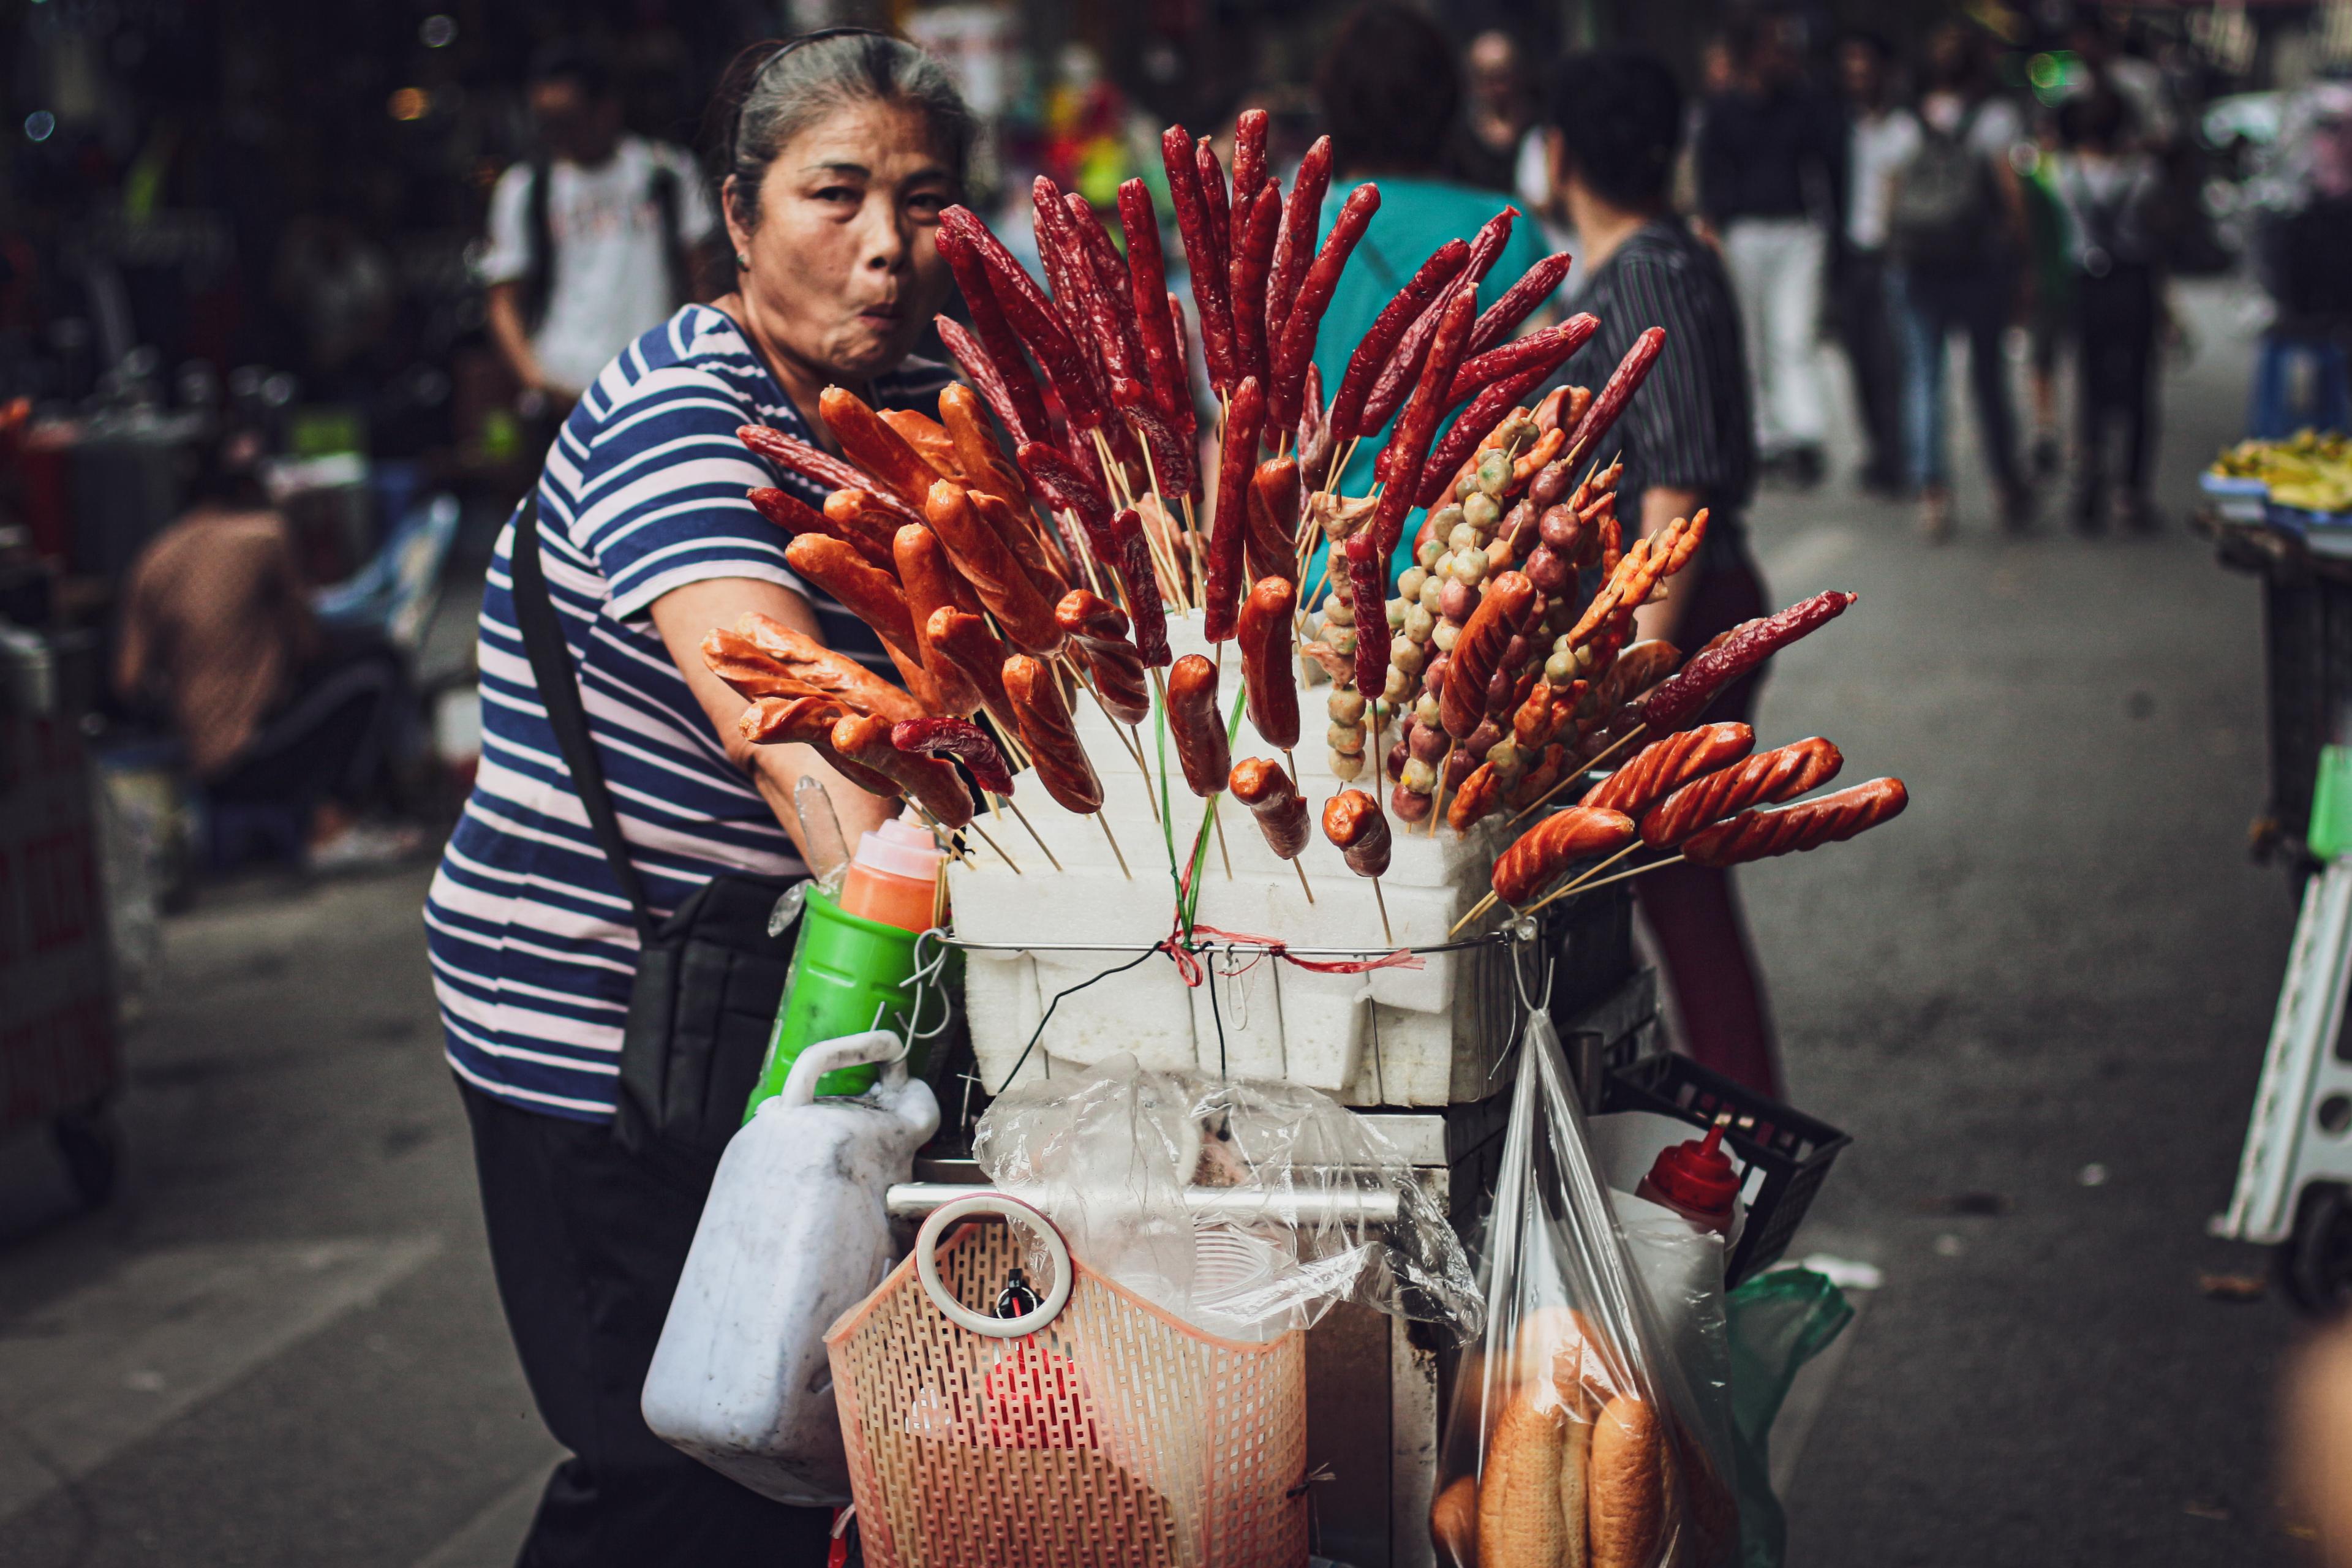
(1305, 3, 1559, 593)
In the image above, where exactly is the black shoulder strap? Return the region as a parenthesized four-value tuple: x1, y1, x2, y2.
(510, 496, 655, 937)
(523, 156, 553, 333)
(648, 159, 687, 307)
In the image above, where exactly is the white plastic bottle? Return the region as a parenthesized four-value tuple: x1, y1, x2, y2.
(641, 1030, 938, 1504)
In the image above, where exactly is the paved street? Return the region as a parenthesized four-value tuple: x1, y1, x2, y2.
(0, 276, 2309, 1566)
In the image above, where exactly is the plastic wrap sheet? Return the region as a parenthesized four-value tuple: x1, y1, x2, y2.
(972, 1051, 1482, 1344)
(1431, 1012, 1739, 1568)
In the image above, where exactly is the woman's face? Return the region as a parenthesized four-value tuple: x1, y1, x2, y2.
(726, 99, 957, 382)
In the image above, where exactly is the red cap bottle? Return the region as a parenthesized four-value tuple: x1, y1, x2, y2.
(1634, 1116, 1741, 1235)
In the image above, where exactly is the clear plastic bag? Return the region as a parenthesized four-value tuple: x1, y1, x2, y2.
(1432, 1012, 1740, 1568)
(971, 1051, 1482, 1344)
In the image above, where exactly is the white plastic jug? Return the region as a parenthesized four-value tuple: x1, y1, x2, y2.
(641, 1029, 939, 1505)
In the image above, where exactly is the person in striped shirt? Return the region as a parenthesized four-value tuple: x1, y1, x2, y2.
(424, 33, 970, 1562)
(1543, 48, 1785, 1102)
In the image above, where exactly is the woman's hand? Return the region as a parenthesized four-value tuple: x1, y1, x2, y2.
(649, 576, 896, 862)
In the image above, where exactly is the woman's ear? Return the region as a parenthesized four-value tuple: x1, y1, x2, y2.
(721, 175, 753, 260)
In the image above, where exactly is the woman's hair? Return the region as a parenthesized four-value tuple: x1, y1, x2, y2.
(1315, 4, 1461, 175)
(706, 31, 975, 233)
(1546, 49, 1683, 213)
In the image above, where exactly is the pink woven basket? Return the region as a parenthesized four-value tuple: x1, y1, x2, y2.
(823, 1193, 1310, 1568)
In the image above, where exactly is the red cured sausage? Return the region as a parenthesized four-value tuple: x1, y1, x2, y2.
(1015, 440, 1117, 564)
(1265, 134, 1333, 343)
(785, 534, 920, 665)
(1369, 287, 1478, 559)
(1236, 575, 1300, 750)
(1166, 654, 1231, 796)
(1229, 108, 1269, 252)
(892, 715, 1016, 799)
(1270, 181, 1378, 437)
(1056, 589, 1151, 726)
(1003, 654, 1104, 813)
(734, 614, 925, 725)
(749, 486, 895, 572)
(1683, 777, 1908, 867)
(1563, 326, 1665, 464)
(1491, 805, 1637, 907)
(832, 712, 973, 827)
(1161, 126, 1235, 391)
(1030, 178, 1123, 420)
(1637, 591, 1858, 734)
(1360, 206, 1518, 434)
(1640, 737, 1842, 848)
(1345, 532, 1389, 703)
(1580, 722, 1755, 821)
(1114, 379, 1199, 503)
(1468, 251, 1576, 355)
(1227, 181, 1282, 400)
(1444, 314, 1602, 410)
(1321, 788, 1393, 878)
(1229, 756, 1309, 859)
(1442, 571, 1536, 739)
(932, 227, 1051, 445)
(738, 426, 924, 529)
(1411, 360, 1562, 510)
(1107, 507, 1171, 668)
(924, 480, 1065, 657)
(1196, 138, 1232, 284)
(950, 205, 1108, 434)
(1330, 235, 1467, 442)
(1065, 190, 1148, 381)
(1204, 375, 1265, 641)
(1117, 179, 1190, 435)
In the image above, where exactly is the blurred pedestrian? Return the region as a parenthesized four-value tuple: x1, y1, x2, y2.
(1447, 29, 1534, 194)
(481, 41, 721, 418)
(2018, 119, 2076, 480)
(271, 196, 395, 403)
(115, 429, 416, 870)
(2051, 88, 2165, 533)
(1831, 31, 1915, 496)
(428, 31, 973, 1564)
(1695, 15, 1845, 489)
(1886, 21, 2032, 541)
(1308, 2, 1553, 520)
(1542, 48, 1781, 1098)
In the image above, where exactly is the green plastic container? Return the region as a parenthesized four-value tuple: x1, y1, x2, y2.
(2314, 744, 2352, 862)
(743, 886, 940, 1117)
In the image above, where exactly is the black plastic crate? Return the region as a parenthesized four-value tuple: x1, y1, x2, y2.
(2260, 563, 2352, 848)
(1601, 1052, 1850, 1286)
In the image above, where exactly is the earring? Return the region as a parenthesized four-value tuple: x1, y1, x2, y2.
(736, 250, 750, 269)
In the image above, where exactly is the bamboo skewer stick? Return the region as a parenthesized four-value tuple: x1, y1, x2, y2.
(1371, 876, 1393, 945)
(1291, 856, 1315, 904)
(1507, 724, 1646, 826)
(1212, 799, 1233, 878)
(1524, 852, 1683, 914)
(960, 814, 1022, 873)
(1180, 495, 1206, 611)
(1096, 812, 1133, 879)
(1002, 796, 1063, 870)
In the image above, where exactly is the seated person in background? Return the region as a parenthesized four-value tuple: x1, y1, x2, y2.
(115, 431, 419, 870)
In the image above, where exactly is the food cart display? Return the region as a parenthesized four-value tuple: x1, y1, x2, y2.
(652, 107, 1906, 1567)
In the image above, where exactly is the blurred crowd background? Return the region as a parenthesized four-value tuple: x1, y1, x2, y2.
(1, 0, 2349, 911)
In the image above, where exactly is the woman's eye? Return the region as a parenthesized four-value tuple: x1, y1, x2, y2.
(906, 192, 946, 220)
(814, 186, 859, 205)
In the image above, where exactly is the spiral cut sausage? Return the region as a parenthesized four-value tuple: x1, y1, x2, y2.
(1442, 570, 1536, 739)
(1229, 756, 1310, 860)
(1683, 777, 1909, 867)
(1321, 788, 1392, 878)
(937, 383, 1025, 499)
(1166, 654, 1231, 797)
(831, 712, 973, 828)
(748, 486, 894, 572)
(1597, 639, 1681, 711)
(892, 526, 984, 718)
(816, 387, 944, 508)
(892, 716, 1016, 798)
(1491, 805, 1637, 907)
(782, 535, 919, 665)
(1237, 576, 1300, 751)
(699, 629, 824, 703)
(736, 695, 900, 797)
(1055, 589, 1151, 726)
(1640, 737, 1844, 848)
(1637, 590, 1858, 734)
(733, 613, 925, 725)
(1580, 722, 1755, 822)
(1003, 654, 1103, 814)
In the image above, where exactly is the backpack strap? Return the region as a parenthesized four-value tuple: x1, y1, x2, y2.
(509, 496, 657, 938)
(522, 155, 554, 334)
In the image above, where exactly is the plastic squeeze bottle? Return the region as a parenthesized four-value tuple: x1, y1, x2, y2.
(839, 814, 944, 929)
(1634, 1116, 1741, 1235)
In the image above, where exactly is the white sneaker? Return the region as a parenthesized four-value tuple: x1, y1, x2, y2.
(306, 822, 428, 873)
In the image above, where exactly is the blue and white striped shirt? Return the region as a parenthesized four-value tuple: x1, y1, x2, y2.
(425, 304, 950, 1120)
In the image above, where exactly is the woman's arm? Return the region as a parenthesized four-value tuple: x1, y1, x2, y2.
(648, 576, 896, 862)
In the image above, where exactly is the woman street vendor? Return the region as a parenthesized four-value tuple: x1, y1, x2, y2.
(422, 31, 971, 1562)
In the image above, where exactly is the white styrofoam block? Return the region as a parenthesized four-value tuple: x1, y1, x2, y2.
(1279, 965, 1370, 1091)
(962, 951, 1046, 1092)
(1186, 951, 1286, 1079)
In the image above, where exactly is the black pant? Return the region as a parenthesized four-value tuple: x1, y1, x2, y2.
(459, 1082, 836, 1566)
(1831, 248, 1904, 487)
(2075, 262, 2159, 509)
